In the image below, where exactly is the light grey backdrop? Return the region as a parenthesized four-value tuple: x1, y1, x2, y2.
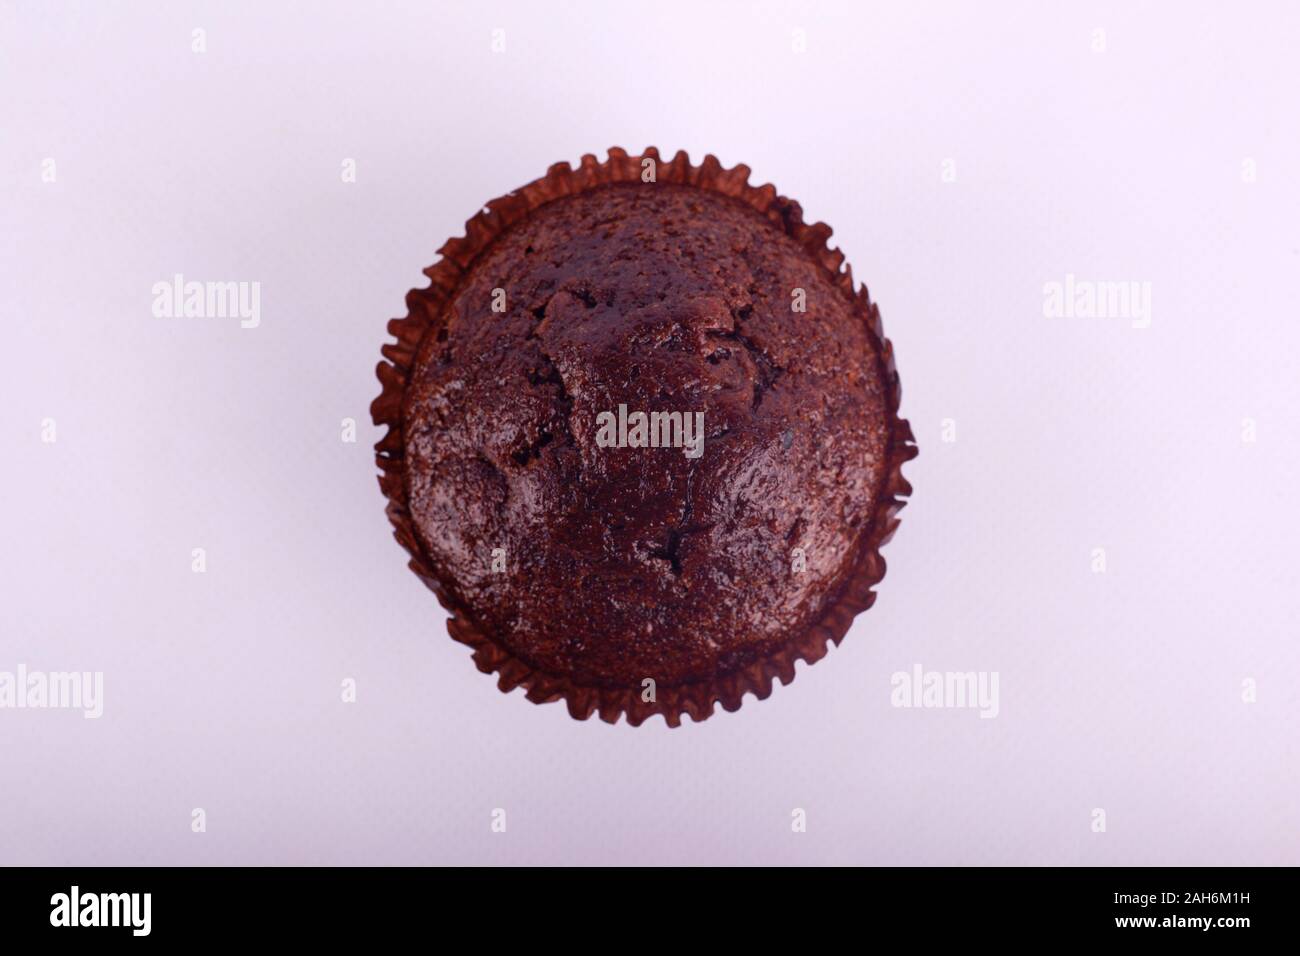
(2, 0, 1297, 865)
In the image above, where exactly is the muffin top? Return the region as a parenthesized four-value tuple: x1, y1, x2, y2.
(375, 149, 914, 725)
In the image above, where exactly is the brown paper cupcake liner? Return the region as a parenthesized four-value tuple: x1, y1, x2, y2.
(371, 146, 917, 727)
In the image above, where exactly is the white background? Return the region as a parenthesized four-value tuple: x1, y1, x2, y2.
(2, 0, 1298, 864)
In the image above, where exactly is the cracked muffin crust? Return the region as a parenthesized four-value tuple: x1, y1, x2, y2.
(372, 148, 916, 726)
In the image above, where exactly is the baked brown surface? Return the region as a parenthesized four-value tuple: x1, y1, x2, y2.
(373, 149, 915, 726)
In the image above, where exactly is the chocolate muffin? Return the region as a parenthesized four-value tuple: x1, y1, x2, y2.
(372, 148, 915, 726)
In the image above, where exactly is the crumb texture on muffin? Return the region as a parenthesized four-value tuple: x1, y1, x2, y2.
(373, 148, 916, 726)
